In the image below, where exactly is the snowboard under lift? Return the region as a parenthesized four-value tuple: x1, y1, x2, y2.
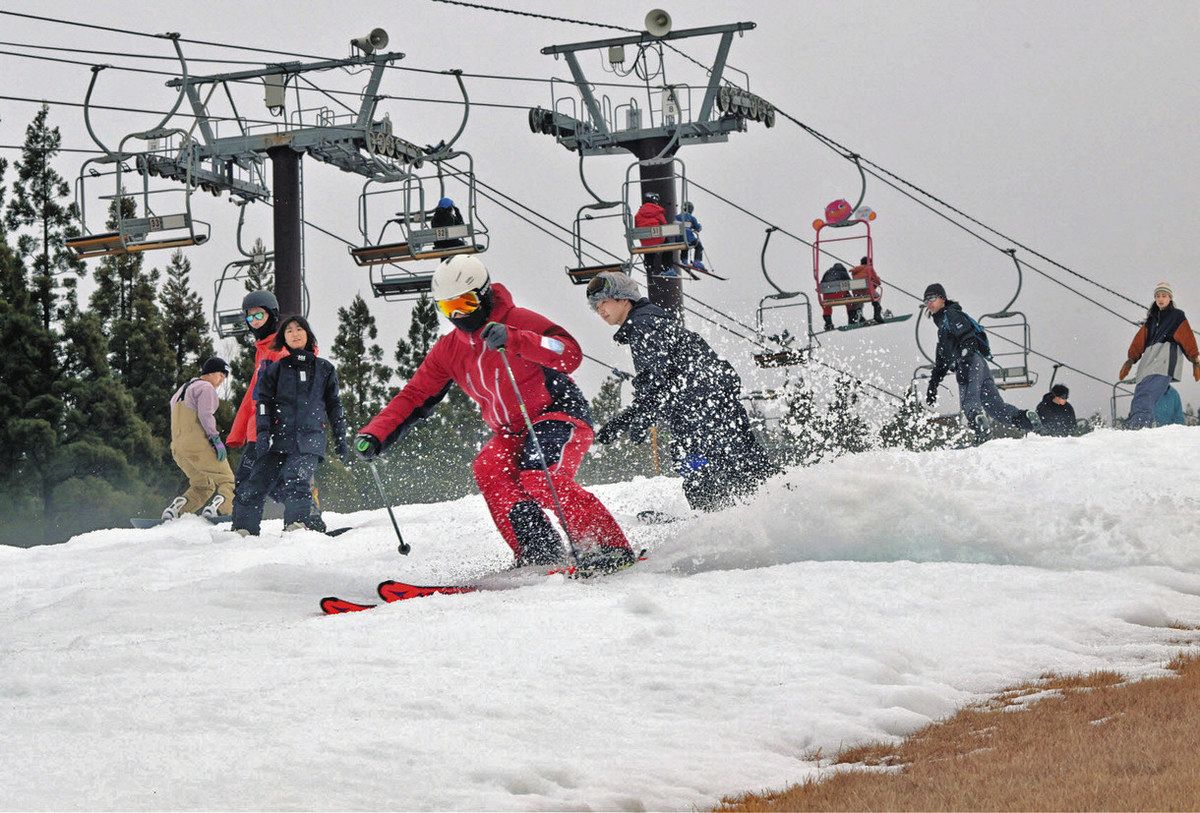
(829, 311, 912, 332)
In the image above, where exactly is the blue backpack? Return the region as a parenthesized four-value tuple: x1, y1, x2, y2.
(966, 314, 992, 359)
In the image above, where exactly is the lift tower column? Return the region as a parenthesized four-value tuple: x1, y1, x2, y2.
(269, 146, 304, 316)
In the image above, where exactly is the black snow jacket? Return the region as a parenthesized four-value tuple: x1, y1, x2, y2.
(1036, 393, 1077, 437)
(255, 346, 349, 458)
(614, 299, 742, 439)
(928, 301, 986, 389)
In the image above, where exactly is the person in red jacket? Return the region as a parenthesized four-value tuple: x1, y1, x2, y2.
(354, 255, 634, 573)
(226, 291, 287, 479)
(633, 192, 674, 279)
(848, 256, 885, 325)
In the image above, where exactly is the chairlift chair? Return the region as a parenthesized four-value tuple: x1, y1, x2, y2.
(979, 250, 1037, 390)
(69, 45, 212, 260)
(622, 156, 687, 263)
(68, 148, 211, 260)
(754, 227, 815, 368)
(211, 202, 305, 338)
(564, 201, 631, 285)
(349, 153, 488, 267)
(812, 208, 876, 310)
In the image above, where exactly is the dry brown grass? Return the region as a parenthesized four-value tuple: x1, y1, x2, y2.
(718, 654, 1200, 812)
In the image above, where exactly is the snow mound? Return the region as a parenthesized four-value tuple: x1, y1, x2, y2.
(2, 427, 1199, 810)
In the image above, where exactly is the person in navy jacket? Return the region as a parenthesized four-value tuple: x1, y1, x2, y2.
(232, 315, 349, 535)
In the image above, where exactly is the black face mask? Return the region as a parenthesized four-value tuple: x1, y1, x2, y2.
(448, 288, 494, 334)
(250, 312, 278, 341)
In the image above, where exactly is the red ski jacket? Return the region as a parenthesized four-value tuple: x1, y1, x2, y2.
(634, 202, 668, 246)
(227, 332, 288, 447)
(361, 284, 590, 449)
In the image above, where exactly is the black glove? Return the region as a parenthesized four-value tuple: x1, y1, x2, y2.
(925, 381, 938, 407)
(255, 435, 271, 457)
(595, 409, 634, 445)
(354, 432, 381, 461)
(336, 440, 353, 466)
(624, 414, 652, 446)
(481, 321, 508, 351)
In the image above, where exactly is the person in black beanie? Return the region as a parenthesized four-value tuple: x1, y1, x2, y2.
(1036, 383, 1077, 437)
(923, 282, 1040, 443)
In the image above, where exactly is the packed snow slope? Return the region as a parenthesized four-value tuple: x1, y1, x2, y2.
(3, 427, 1200, 811)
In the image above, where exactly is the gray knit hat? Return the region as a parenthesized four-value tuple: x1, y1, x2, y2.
(586, 271, 641, 309)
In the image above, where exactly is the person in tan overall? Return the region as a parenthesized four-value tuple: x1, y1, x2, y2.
(163, 357, 235, 521)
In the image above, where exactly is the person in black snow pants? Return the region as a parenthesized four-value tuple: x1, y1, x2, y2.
(923, 283, 1040, 444)
(232, 315, 351, 536)
(585, 271, 775, 511)
(1035, 383, 1077, 437)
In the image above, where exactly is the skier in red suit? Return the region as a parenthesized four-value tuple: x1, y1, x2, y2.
(355, 255, 634, 572)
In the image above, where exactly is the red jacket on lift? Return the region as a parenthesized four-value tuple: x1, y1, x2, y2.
(227, 332, 288, 447)
(361, 284, 588, 448)
(634, 201, 668, 246)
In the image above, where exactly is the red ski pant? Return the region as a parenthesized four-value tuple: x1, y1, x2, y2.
(472, 418, 630, 557)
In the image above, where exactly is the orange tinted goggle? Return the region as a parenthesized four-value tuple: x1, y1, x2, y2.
(436, 291, 482, 318)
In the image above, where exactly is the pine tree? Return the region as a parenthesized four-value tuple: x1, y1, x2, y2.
(878, 383, 967, 451)
(332, 294, 393, 429)
(394, 293, 439, 379)
(3, 104, 85, 332)
(576, 374, 653, 485)
(0, 240, 60, 494)
(159, 249, 215, 381)
(370, 295, 484, 504)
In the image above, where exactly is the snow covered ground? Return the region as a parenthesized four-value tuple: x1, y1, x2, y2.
(3, 427, 1200, 811)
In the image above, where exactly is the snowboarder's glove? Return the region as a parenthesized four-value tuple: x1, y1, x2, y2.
(597, 407, 645, 444)
(627, 412, 653, 444)
(1119, 360, 1133, 381)
(354, 432, 381, 461)
(481, 321, 508, 351)
(208, 435, 227, 462)
(336, 440, 353, 466)
(925, 381, 938, 407)
(595, 410, 632, 445)
(254, 435, 271, 457)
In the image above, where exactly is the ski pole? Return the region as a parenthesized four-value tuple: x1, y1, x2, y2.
(497, 348, 580, 566)
(368, 459, 411, 555)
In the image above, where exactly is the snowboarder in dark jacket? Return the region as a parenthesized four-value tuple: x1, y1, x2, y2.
(1035, 384, 1077, 437)
(430, 196, 466, 249)
(923, 283, 1038, 443)
(232, 315, 350, 535)
(586, 271, 774, 511)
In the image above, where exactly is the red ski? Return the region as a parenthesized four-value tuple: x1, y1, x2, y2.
(320, 551, 646, 615)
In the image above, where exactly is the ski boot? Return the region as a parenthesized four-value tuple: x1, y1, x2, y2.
(823, 315, 836, 332)
(971, 412, 991, 444)
(572, 545, 636, 578)
(161, 496, 187, 522)
(201, 494, 226, 521)
(285, 514, 327, 533)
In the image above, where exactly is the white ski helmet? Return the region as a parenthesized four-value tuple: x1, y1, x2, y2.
(431, 254, 490, 301)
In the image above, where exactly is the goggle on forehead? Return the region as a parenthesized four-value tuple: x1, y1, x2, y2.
(585, 275, 616, 310)
(436, 290, 483, 318)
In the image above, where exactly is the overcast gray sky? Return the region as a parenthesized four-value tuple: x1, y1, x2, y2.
(2, 0, 1197, 422)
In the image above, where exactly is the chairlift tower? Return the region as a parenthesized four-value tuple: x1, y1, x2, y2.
(70, 31, 427, 318)
(534, 13, 774, 314)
